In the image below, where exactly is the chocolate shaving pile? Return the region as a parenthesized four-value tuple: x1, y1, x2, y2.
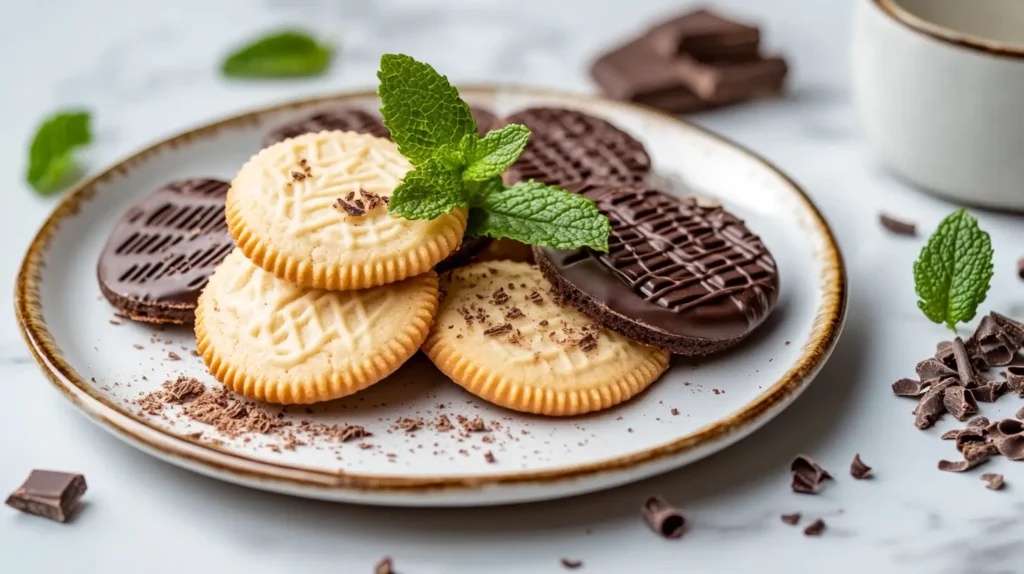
(790, 455, 832, 494)
(641, 495, 685, 539)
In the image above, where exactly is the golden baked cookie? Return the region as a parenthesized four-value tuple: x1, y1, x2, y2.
(424, 261, 669, 416)
(227, 130, 467, 290)
(195, 249, 439, 404)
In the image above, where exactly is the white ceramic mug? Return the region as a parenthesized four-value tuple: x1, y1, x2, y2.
(852, 0, 1024, 210)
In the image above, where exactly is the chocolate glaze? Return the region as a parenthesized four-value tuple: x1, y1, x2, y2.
(537, 182, 778, 348)
(97, 179, 233, 323)
(503, 107, 651, 189)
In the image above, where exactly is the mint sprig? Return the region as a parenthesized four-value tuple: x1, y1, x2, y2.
(377, 53, 609, 252)
(26, 110, 92, 195)
(222, 31, 332, 78)
(913, 209, 994, 332)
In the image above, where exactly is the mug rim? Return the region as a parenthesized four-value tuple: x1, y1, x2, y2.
(874, 0, 1024, 58)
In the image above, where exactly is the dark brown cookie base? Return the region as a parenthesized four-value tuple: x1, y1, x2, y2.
(533, 246, 743, 356)
(99, 280, 195, 325)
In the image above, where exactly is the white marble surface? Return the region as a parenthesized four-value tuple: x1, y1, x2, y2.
(3, 0, 1024, 572)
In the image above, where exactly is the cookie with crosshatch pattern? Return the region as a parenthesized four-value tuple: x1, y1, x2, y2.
(195, 249, 439, 404)
(226, 130, 467, 291)
(423, 260, 669, 416)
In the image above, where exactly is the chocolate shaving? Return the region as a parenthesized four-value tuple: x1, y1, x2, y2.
(529, 291, 543, 304)
(981, 472, 1005, 490)
(578, 333, 598, 352)
(995, 433, 1024, 461)
(939, 442, 994, 472)
(986, 418, 1024, 441)
(941, 429, 961, 440)
(641, 495, 685, 539)
(916, 358, 956, 382)
(850, 454, 872, 479)
(374, 557, 394, 574)
(505, 307, 524, 320)
(780, 513, 801, 525)
(491, 288, 510, 305)
(972, 314, 1016, 367)
(803, 519, 826, 536)
(1006, 366, 1024, 396)
(1017, 405, 1024, 421)
(954, 429, 988, 452)
(484, 451, 496, 463)
(991, 312, 1024, 348)
(914, 379, 957, 429)
(943, 385, 978, 420)
(952, 337, 981, 388)
(936, 340, 956, 367)
(892, 378, 929, 397)
(879, 214, 916, 236)
(791, 455, 832, 494)
(969, 381, 1005, 403)
(338, 425, 370, 443)
(561, 559, 583, 570)
(483, 323, 512, 336)
(968, 416, 990, 428)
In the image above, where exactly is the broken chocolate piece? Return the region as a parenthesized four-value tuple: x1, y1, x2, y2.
(941, 429, 961, 440)
(914, 379, 957, 429)
(968, 416, 990, 428)
(5, 470, 87, 523)
(944, 385, 978, 420)
(647, 9, 761, 60)
(879, 213, 917, 236)
(892, 378, 929, 397)
(791, 455, 832, 494)
(969, 380, 1005, 403)
(972, 314, 1016, 367)
(995, 434, 1024, 461)
(850, 454, 872, 479)
(781, 513, 801, 525)
(915, 358, 957, 382)
(1006, 366, 1024, 396)
(561, 558, 584, 570)
(954, 429, 988, 453)
(803, 519, 826, 536)
(952, 337, 981, 388)
(674, 56, 788, 103)
(981, 473, 1005, 490)
(592, 37, 707, 114)
(991, 312, 1024, 348)
(641, 495, 685, 539)
(936, 340, 956, 367)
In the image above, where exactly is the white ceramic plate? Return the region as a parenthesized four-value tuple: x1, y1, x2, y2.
(16, 87, 846, 506)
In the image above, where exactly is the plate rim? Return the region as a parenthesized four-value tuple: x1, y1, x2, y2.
(15, 85, 848, 496)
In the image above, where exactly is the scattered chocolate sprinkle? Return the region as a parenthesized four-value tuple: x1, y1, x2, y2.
(395, 417, 421, 433)
(133, 344, 144, 350)
(167, 351, 181, 361)
(463, 416, 489, 432)
(641, 495, 685, 539)
(484, 451, 496, 463)
(529, 291, 543, 304)
(892, 378, 929, 397)
(561, 558, 583, 570)
(334, 196, 367, 217)
(492, 288, 510, 305)
(671, 408, 679, 416)
(578, 333, 598, 352)
(163, 376, 206, 403)
(879, 213, 916, 236)
(850, 454, 872, 479)
(944, 385, 978, 420)
(4, 470, 87, 523)
(505, 307, 524, 320)
(483, 323, 512, 336)
(109, 319, 122, 325)
(781, 513, 801, 525)
(791, 455, 832, 494)
(291, 170, 307, 181)
(190, 350, 200, 357)
(358, 443, 373, 450)
(981, 472, 1005, 490)
(803, 519, 826, 536)
(374, 556, 394, 574)
(339, 425, 370, 442)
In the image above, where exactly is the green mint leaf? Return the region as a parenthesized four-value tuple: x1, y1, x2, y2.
(377, 54, 476, 165)
(913, 208, 994, 331)
(466, 175, 504, 202)
(222, 31, 332, 78)
(462, 124, 531, 182)
(26, 110, 92, 195)
(388, 158, 469, 220)
(467, 180, 610, 251)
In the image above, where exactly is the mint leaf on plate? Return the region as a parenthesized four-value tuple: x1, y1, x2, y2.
(377, 54, 477, 165)
(913, 208, 993, 331)
(389, 158, 469, 220)
(462, 124, 531, 182)
(26, 110, 92, 195)
(222, 31, 332, 78)
(467, 180, 610, 251)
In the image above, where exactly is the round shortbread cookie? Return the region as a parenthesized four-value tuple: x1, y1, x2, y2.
(196, 249, 439, 404)
(227, 131, 467, 291)
(423, 261, 669, 416)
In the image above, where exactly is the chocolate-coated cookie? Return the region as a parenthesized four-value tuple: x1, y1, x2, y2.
(98, 179, 234, 324)
(434, 235, 492, 273)
(533, 181, 779, 356)
(503, 107, 651, 188)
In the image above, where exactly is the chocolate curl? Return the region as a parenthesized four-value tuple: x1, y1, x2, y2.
(991, 312, 1024, 348)
(1006, 366, 1024, 396)
(944, 385, 978, 420)
(641, 495, 685, 539)
(952, 337, 980, 388)
(849, 454, 872, 479)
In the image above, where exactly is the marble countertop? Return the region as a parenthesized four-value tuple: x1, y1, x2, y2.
(3, 0, 1024, 572)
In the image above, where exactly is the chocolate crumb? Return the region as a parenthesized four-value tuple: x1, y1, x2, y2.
(981, 472, 1005, 490)
(483, 323, 512, 336)
(578, 333, 598, 352)
(492, 288, 510, 305)
(969, 416, 991, 428)
(464, 416, 489, 432)
(484, 451, 496, 463)
(339, 425, 370, 443)
(879, 213, 916, 236)
(539, 320, 549, 326)
(641, 495, 685, 539)
(133, 344, 144, 350)
(561, 558, 583, 570)
(781, 513, 801, 525)
(671, 408, 679, 416)
(803, 519, 826, 536)
(167, 351, 181, 361)
(374, 556, 394, 574)
(505, 307, 524, 320)
(529, 291, 543, 304)
(791, 455, 832, 494)
(850, 453, 872, 479)
(190, 350, 200, 357)
(358, 443, 373, 450)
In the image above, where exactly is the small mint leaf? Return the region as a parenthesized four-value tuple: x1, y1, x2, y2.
(466, 175, 504, 202)
(377, 54, 476, 166)
(26, 110, 92, 195)
(913, 209, 994, 331)
(222, 31, 332, 78)
(467, 180, 609, 251)
(388, 158, 469, 220)
(462, 124, 530, 182)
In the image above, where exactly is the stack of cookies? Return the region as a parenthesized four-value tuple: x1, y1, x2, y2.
(98, 102, 779, 417)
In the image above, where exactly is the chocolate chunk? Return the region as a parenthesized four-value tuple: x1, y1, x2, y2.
(98, 179, 233, 324)
(968, 416, 990, 428)
(535, 184, 778, 356)
(981, 473, 1005, 490)
(879, 213, 917, 236)
(915, 358, 956, 382)
(1006, 366, 1024, 396)
(892, 378, 929, 397)
(944, 385, 978, 420)
(503, 107, 651, 188)
(5, 470, 87, 523)
(674, 56, 788, 104)
(560, 558, 584, 570)
(803, 519, 826, 537)
(647, 9, 761, 60)
(952, 337, 981, 388)
(850, 454, 872, 479)
(914, 379, 957, 429)
(969, 380, 1005, 403)
(263, 108, 390, 147)
(972, 314, 1016, 367)
(991, 312, 1024, 348)
(781, 513, 801, 525)
(791, 455, 832, 494)
(935, 340, 957, 368)
(592, 37, 708, 114)
(641, 495, 685, 539)
(374, 556, 395, 574)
